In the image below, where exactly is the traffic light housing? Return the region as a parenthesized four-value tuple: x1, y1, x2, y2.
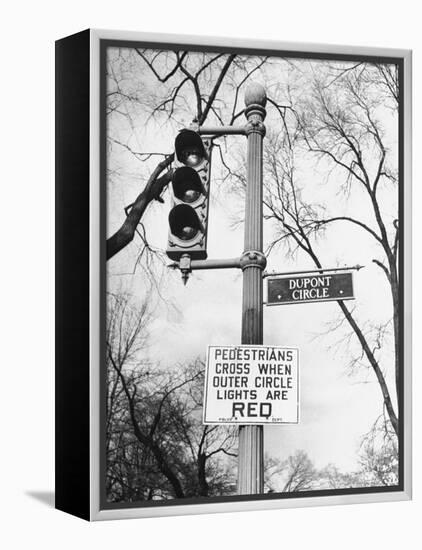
(167, 130, 212, 261)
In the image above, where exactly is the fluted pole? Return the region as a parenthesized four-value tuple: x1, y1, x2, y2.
(238, 84, 267, 495)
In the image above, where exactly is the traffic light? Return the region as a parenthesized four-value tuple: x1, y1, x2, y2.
(167, 129, 212, 261)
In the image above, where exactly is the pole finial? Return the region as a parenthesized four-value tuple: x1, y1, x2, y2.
(244, 83, 267, 108)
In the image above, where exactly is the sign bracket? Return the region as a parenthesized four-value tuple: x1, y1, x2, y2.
(263, 264, 364, 279)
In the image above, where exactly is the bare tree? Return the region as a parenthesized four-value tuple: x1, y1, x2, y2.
(105, 51, 401, 496)
(261, 61, 400, 436)
(265, 426, 398, 493)
(319, 464, 366, 490)
(358, 415, 399, 486)
(106, 292, 237, 502)
(105, 48, 271, 261)
(319, 415, 398, 490)
(265, 450, 320, 493)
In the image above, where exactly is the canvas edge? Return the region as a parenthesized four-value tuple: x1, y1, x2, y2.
(88, 28, 412, 521)
(402, 48, 412, 501)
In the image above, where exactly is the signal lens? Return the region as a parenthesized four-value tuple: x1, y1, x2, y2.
(169, 204, 202, 241)
(172, 167, 205, 204)
(175, 130, 207, 166)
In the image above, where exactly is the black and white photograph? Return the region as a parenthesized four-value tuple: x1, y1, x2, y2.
(3, 0, 421, 544)
(102, 38, 407, 510)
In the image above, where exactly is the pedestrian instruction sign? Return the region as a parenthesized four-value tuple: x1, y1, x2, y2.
(203, 345, 299, 425)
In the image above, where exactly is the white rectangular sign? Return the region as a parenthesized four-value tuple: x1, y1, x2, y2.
(203, 345, 299, 425)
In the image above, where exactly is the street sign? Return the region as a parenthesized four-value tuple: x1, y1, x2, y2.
(267, 271, 354, 306)
(203, 345, 299, 425)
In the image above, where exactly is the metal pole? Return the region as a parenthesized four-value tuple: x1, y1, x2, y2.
(238, 84, 267, 495)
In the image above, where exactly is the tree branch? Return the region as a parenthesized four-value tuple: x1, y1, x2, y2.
(106, 154, 174, 261)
